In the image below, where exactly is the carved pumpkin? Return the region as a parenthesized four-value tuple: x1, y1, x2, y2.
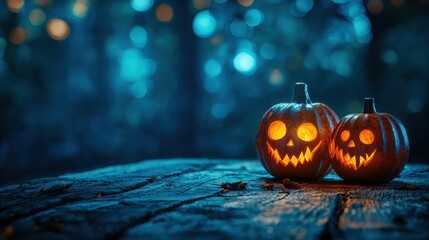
(329, 98, 409, 182)
(256, 83, 339, 180)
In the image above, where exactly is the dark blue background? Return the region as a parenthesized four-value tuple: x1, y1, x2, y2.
(1, 0, 428, 183)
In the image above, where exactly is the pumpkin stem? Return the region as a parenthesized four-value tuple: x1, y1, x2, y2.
(293, 82, 312, 104)
(363, 98, 377, 113)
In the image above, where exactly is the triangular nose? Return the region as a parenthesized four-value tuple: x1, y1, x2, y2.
(287, 139, 294, 146)
(348, 140, 355, 148)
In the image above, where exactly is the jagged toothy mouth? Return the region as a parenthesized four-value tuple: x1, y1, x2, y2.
(266, 141, 322, 168)
(329, 141, 376, 170)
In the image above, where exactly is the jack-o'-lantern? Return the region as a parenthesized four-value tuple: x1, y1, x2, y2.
(329, 98, 409, 182)
(256, 83, 339, 180)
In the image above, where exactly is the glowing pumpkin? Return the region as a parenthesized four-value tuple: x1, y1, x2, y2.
(256, 83, 339, 180)
(329, 98, 409, 182)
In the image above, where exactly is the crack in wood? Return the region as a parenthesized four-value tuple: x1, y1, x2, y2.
(106, 193, 218, 240)
(1, 161, 428, 239)
(178, 174, 236, 195)
(0, 165, 215, 227)
(0, 196, 84, 227)
(319, 192, 350, 240)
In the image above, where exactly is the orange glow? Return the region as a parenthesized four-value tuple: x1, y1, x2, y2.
(340, 130, 350, 142)
(297, 123, 317, 142)
(73, 1, 88, 18)
(9, 27, 26, 45)
(193, 0, 211, 10)
(389, 0, 405, 6)
(29, 9, 46, 26)
(267, 140, 322, 167)
(269, 69, 283, 85)
(359, 130, 374, 145)
(268, 120, 286, 141)
(367, 0, 383, 14)
(330, 144, 376, 170)
(156, 4, 173, 23)
(287, 139, 294, 147)
(7, 0, 24, 13)
(47, 19, 70, 41)
(348, 140, 356, 148)
(237, 0, 253, 7)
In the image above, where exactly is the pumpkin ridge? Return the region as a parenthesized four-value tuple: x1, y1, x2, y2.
(256, 83, 338, 180)
(329, 98, 409, 182)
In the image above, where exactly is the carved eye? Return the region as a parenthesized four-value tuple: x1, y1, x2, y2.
(359, 129, 374, 145)
(340, 130, 350, 142)
(297, 123, 318, 142)
(268, 120, 286, 140)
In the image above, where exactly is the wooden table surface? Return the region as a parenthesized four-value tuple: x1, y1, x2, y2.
(1, 159, 428, 240)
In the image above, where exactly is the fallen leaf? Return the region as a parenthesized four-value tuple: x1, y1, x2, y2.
(220, 181, 247, 191)
(259, 182, 276, 191)
(278, 189, 290, 194)
(281, 178, 301, 189)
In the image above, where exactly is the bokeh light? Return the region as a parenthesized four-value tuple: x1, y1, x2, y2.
(9, 27, 26, 45)
(353, 15, 372, 43)
(193, 10, 217, 38)
(193, 0, 211, 10)
(47, 19, 70, 41)
(332, 0, 348, 3)
(237, 0, 253, 7)
(233, 50, 257, 74)
(245, 9, 264, 27)
(211, 103, 228, 119)
(367, 0, 384, 14)
(204, 59, 222, 77)
(29, 9, 46, 26)
(129, 81, 148, 98)
(295, 0, 314, 14)
(331, 50, 352, 76)
(7, 0, 24, 13)
(209, 35, 223, 46)
(381, 49, 399, 65)
(131, 0, 154, 12)
(259, 42, 277, 59)
(1, 0, 429, 185)
(129, 26, 148, 48)
(120, 48, 156, 81)
(230, 20, 248, 37)
(156, 4, 174, 23)
(269, 68, 284, 85)
(73, 1, 89, 18)
(203, 78, 221, 93)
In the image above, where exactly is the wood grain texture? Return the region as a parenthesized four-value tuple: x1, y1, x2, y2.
(0, 159, 428, 240)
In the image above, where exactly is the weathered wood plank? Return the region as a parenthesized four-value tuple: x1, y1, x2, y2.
(0, 159, 428, 240)
(5, 165, 259, 239)
(0, 159, 218, 226)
